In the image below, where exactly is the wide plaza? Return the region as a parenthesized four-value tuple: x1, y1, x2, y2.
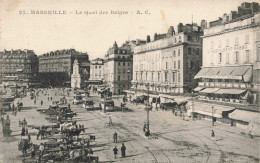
(0, 88, 259, 163)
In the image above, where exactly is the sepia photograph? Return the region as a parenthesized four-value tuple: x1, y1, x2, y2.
(0, 0, 259, 162)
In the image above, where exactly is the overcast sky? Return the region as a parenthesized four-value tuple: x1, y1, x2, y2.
(0, 0, 255, 59)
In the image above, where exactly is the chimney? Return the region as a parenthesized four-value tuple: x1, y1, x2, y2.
(154, 33, 158, 41)
(200, 20, 207, 30)
(178, 23, 184, 33)
(146, 35, 151, 43)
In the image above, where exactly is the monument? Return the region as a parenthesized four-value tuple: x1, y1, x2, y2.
(71, 59, 81, 88)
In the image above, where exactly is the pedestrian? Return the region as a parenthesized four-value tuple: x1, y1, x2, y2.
(26, 128, 29, 135)
(34, 99, 36, 105)
(113, 131, 117, 143)
(109, 117, 113, 126)
(39, 143, 45, 156)
(51, 97, 52, 101)
(31, 144, 35, 158)
(21, 126, 26, 136)
(41, 100, 43, 106)
(121, 143, 126, 157)
(37, 129, 40, 140)
(12, 103, 15, 114)
(113, 146, 118, 159)
(211, 130, 215, 141)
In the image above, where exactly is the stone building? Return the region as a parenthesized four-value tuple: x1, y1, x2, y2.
(38, 49, 89, 87)
(132, 24, 203, 95)
(194, 2, 260, 104)
(104, 40, 140, 94)
(89, 58, 104, 84)
(0, 49, 38, 87)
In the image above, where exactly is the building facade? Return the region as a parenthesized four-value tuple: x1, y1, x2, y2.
(0, 49, 38, 87)
(194, 2, 260, 104)
(38, 49, 89, 87)
(104, 41, 138, 94)
(132, 24, 203, 95)
(89, 58, 104, 81)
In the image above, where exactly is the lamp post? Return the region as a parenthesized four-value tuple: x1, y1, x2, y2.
(212, 106, 215, 126)
(145, 83, 151, 136)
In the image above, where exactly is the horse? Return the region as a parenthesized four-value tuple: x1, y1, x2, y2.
(18, 139, 31, 156)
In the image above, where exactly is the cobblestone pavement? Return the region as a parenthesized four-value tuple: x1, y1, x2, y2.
(0, 88, 259, 163)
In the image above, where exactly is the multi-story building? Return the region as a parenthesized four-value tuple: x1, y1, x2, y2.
(0, 49, 38, 87)
(132, 24, 203, 95)
(38, 49, 90, 87)
(104, 41, 139, 94)
(89, 58, 104, 82)
(194, 2, 260, 104)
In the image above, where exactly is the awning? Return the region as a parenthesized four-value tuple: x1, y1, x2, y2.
(229, 110, 260, 124)
(199, 88, 220, 93)
(194, 66, 252, 82)
(214, 89, 246, 95)
(193, 87, 205, 92)
(194, 68, 210, 79)
(190, 102, 235, 118)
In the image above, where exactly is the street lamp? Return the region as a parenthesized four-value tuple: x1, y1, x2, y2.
(145, 83, 151, 136)
(212, 106, 215, 126)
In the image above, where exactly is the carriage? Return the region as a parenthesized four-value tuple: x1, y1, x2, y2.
(73, 94, 83, 104)
(100, 99, 114, 112)
(82, 99, 98, 111)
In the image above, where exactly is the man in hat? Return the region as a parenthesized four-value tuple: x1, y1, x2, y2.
(121, 143, 126, 157)
(113, 131, 118, 143)
(113, 146, 118, 159)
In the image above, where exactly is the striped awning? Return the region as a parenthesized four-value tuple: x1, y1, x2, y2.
(194, 66, 252, 82)
(214, 89, 246, 95)
(199, 88, 220, 93)
(193, 87, 205, 92)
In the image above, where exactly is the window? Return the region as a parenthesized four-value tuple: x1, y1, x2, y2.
(178, 72, 180, 82)
(166, 62, 168, 69)
(226, 53, 230, 64)
(245, 50, 250, 63)
(179, 36, 182, 43)
(188, 35, 192, 41)
(219, 40, 222, 48)
(219, 53, 222, 63)
(188, 48, 191, 55)
(158, 73, 160, 81)
(118, 62, 121, 66)
(127, 63, 130, 66)
(173, 50, 176, 57)
(136, 73, 137, 80)
(95, 66, 97, 69)
(165, 73, 168, 82)
(128, 75, 130, 80)
(245, 35, 249, 44)
(123, 62, 125, 66)
(178, 49, 180, 56)
(235, 51, 239, 63)
(174, 61, 176, 69)
(235, 36, 239, 45)
(226, 39, 229, 47)
(196, 48, 199, 55)
(172, 72, 175, 82)
(151, 73, 153, 81)
(178, 60, 180, 69)
(118, 75, 120, 81)
(146, 73, 148, 80)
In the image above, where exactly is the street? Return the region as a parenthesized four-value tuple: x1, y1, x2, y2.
(0, 88, 259, 163)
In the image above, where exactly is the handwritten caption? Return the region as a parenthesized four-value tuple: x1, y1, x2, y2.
(18, 10, 151, 16)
